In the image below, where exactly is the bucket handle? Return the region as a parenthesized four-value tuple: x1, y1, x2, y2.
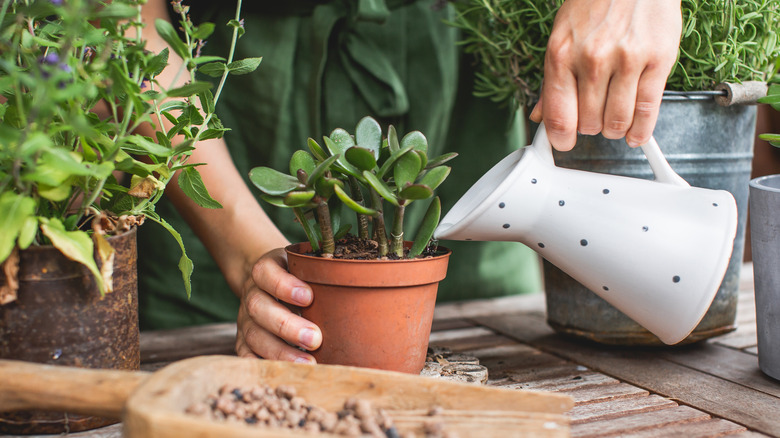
(532, 122, 690, 187)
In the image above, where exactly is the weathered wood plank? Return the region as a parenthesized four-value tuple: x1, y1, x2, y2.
(497, 372, 619, 392)
(572, 405, 710, 438)
(140, 322, 236, 363)
(429, 334, 517, 353)
(503, 364, 593, 383)
(559, 383, 650, 405)
(624, 418, 746, 437)
(659, 343, 780, 398)
(476, 351, 568, 379)
(431, 318, 475, 332)
(566, 395, 676, 423)
(3, 423, 123, 438)
(475, 312, 780, 436)
(427, 327, 496, 343)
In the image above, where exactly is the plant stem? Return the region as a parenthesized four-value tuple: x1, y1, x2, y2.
(390, 203, 405, 257)
(316, 199, 335, 257)
(348, 176, 370, 239)
(369, 189, 388, 256)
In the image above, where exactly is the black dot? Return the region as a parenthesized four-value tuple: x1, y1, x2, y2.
(503, 224, 510, 229)
(603, 189, 610, 194)
(531, 178, 538, 184)
(559, 200, 565, 206)
(603, 286, 609, 291)
(580, 239, 588, 246)
(642, 226, 649, 232)
(538, 243, 545, 248)
(499, 202, 506, 208)
(466, 238, 472, 241)
(713, 203, 719, 207)
(673, 275, 681, 283)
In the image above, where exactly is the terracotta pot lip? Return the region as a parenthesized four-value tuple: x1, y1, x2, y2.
(285, 241, 451, 263)
(18, 226, 137, 254)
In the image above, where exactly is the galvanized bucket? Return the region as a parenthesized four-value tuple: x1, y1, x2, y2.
(542, 93, 756, 345)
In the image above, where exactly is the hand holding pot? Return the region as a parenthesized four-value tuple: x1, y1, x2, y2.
(530, 0, 682, 151)
(236, 249, 322, 363)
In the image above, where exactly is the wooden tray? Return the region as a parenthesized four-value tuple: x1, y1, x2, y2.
(0, 355, 573, 437)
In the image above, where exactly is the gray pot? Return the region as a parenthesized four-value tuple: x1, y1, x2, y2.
(749, 174, 780, 380)
(542, 95, 756, 345)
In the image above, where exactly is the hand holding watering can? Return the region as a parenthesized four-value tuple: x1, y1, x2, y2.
(434, 124, 737, 345)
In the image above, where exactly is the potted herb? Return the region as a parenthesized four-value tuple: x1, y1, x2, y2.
(750, 76, 780, 380)
(249, 116, 455, 374)
(448, 0, 780, 345)
(0, 0, 258, 433)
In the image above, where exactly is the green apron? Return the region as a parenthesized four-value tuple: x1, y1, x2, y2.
(137, 0, 542, 330)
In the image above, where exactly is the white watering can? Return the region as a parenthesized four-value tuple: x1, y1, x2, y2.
(434, 124, 738, 345)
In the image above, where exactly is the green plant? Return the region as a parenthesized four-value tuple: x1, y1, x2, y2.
(0, 0, 259, 297)
(248, 116, 457, 259)
(449, 0, 780, 108)
(759, 73, 780, 147)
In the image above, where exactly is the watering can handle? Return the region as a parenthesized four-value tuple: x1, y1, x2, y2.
(532, 123, 690, 187)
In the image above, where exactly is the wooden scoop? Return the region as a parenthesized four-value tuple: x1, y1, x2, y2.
(0, 355, 573, 437)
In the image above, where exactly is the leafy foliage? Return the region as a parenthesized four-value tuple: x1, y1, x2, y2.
(449, 0, 780, 108)
(759, 74, 780, 147)
(0, 0, 259, 296)
(249, 117, 456, 259)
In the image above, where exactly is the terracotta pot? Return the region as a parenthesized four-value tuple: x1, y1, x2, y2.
(286, 242, 450, 374)
(0, 228, 139, 434)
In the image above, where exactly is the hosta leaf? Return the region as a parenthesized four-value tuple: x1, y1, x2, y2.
(249, 167, 301, 196)
(409, 197, 441, 258)
(363, 171, 399, 207)
(355, 116, 382, 157)
(41, 219, 104, 295)
(284, 190, 316, 207)
(401, 130, 428, 153)
(394, 150, 422, 190)
(345, 147, 377, 171)
(178, 167, 223, 209)
(290, 150, 316, 177)
(399, 184, 433, 201)
(417, 166, 451, 191)
(426, 152, 458, 169)
(334, 185, 378, 216)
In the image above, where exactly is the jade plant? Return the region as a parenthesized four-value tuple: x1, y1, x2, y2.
(449, 0, 780, 108)
(249, 116, 457, 259)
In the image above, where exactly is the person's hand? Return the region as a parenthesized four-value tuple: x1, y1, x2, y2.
(529, 0, 682, 151)
(235, 248, 322, 363)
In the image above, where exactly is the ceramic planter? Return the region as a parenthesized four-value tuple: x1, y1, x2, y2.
(749, 174, 780, 380)
(286, 242, 450, 374)
(0, 228, 139, 434)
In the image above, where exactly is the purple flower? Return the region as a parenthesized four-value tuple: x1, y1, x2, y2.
(50, 0, 63, 5)
(58, 63, 72, 73)
(40, 53, 60, 65)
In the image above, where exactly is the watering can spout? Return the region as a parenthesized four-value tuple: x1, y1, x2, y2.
(435, 123, 737, 345)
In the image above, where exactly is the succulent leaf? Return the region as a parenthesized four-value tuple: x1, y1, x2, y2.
(394, 150, 422, 190)
(376, 144, 414, 179)
(334, 185, 378, 216)
(363, 171, 400, 207)
(400, 131, 428, 153)
(415, 150, 428, 170)
(399, 184, 433, 201)
(284, 190, 316, 207)
(355, 116, 382, 157)
(259, 194, 292, 208)
(314, 176, 343, 199)
(306, 153, 340, 187)
(290, 150, 316, 177)
(323, 135, 360, 178)
(293, 208, 320, 251)
(307, 138, 329, 161)
(387, 125, 400, 153)
(409, 197, 441, 258)
(345, 147, 378, 171)
(249, 167, 301, 196)
(426, 152, 458, 169)
(417, 166, 451, 191)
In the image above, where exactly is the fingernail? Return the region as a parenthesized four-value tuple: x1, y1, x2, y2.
(294, 356, 315, 364)
(299, 327, 321, 350)
(291, 287, 312, 306)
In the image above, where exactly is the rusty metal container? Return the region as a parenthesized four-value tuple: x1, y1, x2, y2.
(542, 95, 756, 345)
(0, 228, 139, 434)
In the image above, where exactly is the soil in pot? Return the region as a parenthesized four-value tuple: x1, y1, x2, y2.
(0, 228, 140, 434)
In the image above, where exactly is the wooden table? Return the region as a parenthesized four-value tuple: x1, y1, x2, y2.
(15, 263, 779, 437)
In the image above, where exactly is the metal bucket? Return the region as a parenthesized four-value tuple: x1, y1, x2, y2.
(0, 228, 139, 433)
(542, 94, 756, 345)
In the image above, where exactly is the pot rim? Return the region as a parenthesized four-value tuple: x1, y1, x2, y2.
(284, 241, 451, 264)
(750, 174, 780, 193)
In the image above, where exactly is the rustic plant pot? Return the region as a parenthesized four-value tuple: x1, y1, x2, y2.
(0, 228, 139, 434)
(286, 242, 450, 374)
